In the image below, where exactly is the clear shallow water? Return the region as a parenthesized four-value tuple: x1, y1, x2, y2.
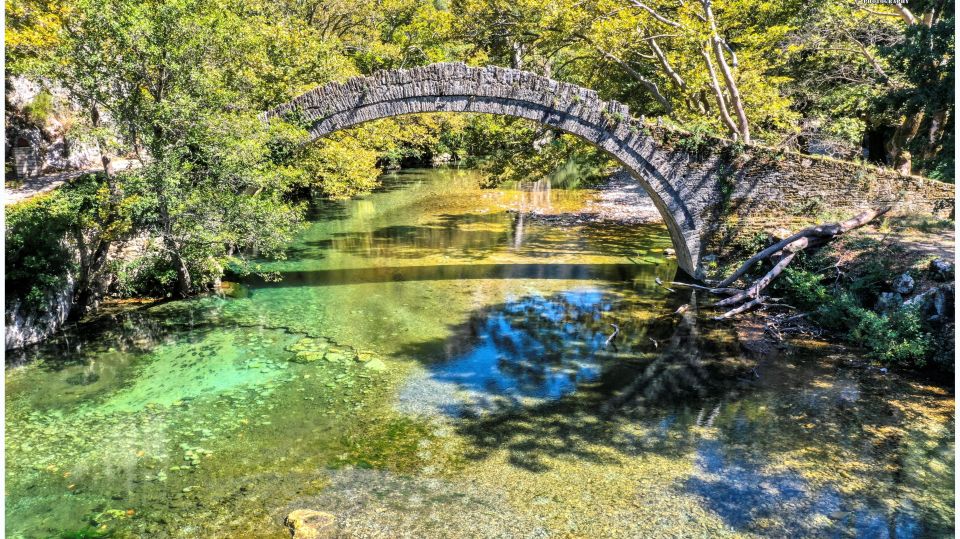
(5, 168, 955, 538)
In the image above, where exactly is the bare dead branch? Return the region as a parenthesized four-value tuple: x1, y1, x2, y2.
(669, 281, 741, 295)
(715, 251, 797, 307)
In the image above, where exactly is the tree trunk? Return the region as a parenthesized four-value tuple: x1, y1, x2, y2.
(702, 0, 750, 143)
(701, 48, 740, 138)
(90, 104, 113, 178)
(707, 207, 890, 318)
(511, 41, 524, 70)
(69, 231, 113, 321)
(924, 109, 947, 160)
(167, 242, 192, 298)
(887, 112, 924, 174)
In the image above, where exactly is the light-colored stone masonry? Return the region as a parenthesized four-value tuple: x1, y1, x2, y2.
(264, 63, 955, 277)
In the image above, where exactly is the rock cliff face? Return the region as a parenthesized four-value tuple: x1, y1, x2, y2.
(5, 275, 76, 350)
(5, 76, 101, 176)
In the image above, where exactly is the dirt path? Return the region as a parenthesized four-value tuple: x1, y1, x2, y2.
(5, 159, 139, 206)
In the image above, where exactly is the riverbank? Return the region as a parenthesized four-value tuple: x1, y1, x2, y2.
(713, 215, 956, 373)
(518, 171, 956, 372)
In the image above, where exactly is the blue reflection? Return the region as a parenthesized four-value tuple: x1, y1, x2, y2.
(400, 290, 620, 416)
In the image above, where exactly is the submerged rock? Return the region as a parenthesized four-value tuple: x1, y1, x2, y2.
(220, 281, 250, 299)
(362, 358, 388, 372)
(356, 351, 378, 363)
(284, 509, 335, 539)
(287, 337, 332, 363)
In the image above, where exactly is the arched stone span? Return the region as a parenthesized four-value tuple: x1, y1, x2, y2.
(263, 62, 708, 276)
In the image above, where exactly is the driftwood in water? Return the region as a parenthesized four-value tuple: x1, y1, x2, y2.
(700, 207, 891, 319)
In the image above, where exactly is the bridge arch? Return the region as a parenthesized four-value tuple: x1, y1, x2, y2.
(264, 63, 706, 276)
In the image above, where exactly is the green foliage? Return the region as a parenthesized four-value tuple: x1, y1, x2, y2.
(881, 8, 954, 178)
(848, 303, 932, 365)
(677, 124, 712, 157)
(475, 127, 613, 188)
(297, 136, 382, 199)
(773, 253, 938, 369)
(109, 249, 179, 298)
(5, 192, 77, 311)
(24, 89, 54, 125)
(56, 528, 112, 539)
(731, 232, 771, 260)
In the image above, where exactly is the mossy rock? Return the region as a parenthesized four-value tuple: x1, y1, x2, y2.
(362, 358, 388, 372)
(356, 351, 379, 363)
(324, 351, 348, 363)
(293, 351, 325, 363)
(287, 337, 334, 363)
(220, 281, 250, 299)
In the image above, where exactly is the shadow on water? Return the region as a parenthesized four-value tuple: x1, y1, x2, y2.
(247, 263, 660, 288)
(392, 287, 954, 537)
(286, 209, 673, 263)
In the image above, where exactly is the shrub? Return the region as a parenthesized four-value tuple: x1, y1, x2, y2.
(24, 90, 55, 125)
(772, 252, 939, 369)
(5, 191, 78, 312)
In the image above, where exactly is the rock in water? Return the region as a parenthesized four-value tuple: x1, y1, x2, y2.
(892, 273, 915, 295)
(363, 358, 388, 372)
(284, 510, 335, 539)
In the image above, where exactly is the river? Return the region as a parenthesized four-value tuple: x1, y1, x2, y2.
(5, 168, 955, 538)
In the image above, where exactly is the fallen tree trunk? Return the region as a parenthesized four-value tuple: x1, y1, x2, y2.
(714, 296, 766, 320)
(716, 207, 891, 288)
(706, 207, 891, 318)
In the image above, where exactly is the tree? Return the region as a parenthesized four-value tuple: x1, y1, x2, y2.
(785, 0, 953, 177)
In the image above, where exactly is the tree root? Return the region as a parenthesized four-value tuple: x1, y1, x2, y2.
(702, 207, 890, 319)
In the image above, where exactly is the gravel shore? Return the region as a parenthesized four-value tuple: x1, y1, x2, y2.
(508, 169, 662, 226)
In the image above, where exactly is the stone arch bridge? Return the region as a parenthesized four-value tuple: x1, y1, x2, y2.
(264, 63, 954, 278)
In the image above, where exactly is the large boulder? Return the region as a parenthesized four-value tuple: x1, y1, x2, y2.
(892, 273, 915, 295)
(928, 258, 955, 282)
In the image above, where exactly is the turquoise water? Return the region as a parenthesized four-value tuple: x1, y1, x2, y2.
(5, 168, 954, 538)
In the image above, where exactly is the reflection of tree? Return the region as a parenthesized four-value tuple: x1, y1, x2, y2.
(422, 289, 954, 536)
(602, 291, 713, 415)
(420, 289, 692, 410)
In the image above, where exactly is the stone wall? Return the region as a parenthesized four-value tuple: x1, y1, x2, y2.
(645, 128, 956, 259)
(266, 62, 955, 277)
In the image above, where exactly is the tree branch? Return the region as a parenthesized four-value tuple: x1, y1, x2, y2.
(715, 207, 891, 288)
(700, 47, 740, 137)
(627, 0, 682, 27)
(648, 36, 687, 90)
(894, 5, 917, 25)
(702, 0, 750, 143)
(584, 38, 673, 112)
